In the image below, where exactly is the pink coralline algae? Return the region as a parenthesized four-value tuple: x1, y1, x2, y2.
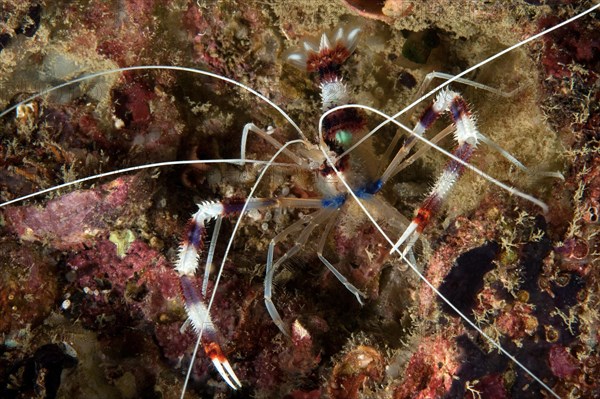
(416, 211, 498, 319)
(549, 345, 579, 379)
(467, 374, 508, 399)
(3, 175, 150, 250)
(79, 0, 158, 67)
(333, 222, 389, 298)
(390, 202, 597, 398)
(494, 302, 538, 340)
(181, 1, 280, 85)
(0, 240, 59, 334)
(393, 330, 462, 399)
(539, 16, 600, 82)
(62, 237, 224, 382)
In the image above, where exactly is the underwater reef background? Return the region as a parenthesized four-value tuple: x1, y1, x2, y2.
(0, 0, 598, 398)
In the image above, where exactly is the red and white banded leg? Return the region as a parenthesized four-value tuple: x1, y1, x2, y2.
(175, 200, 253, 389)
(178, 275, 242, 389)
(175, 197, 326, 384)
(389, 88, 479, 256)
(380, 73, 563, 184)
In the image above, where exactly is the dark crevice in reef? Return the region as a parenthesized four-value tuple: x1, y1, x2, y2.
(441, 217, 587, 398)
(447, 333, 558, 399)
(437, 241, 500, 317)
(520, 217, 583, 343)
(0, 3, 42, 53)
(0, 343, 78, 399)
(16, 4, 42, 37)
(445, 334, 508, 399)
(0, 33, 10, 50)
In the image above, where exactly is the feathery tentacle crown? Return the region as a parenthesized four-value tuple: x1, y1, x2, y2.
(286, 24, 361, 110)
(285, 24, 361, 76)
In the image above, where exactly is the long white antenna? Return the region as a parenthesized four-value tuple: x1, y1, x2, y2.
(0, 159, 297, 208)
(338, 3, 600, 159)
(0, 65, 307, 142)
(318, 146, 561, 399)
(320, 104, 549, 212)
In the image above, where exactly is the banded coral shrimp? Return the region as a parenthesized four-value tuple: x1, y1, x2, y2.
(0, 0, 596, 399)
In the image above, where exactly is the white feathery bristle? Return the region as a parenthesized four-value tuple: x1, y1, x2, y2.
(303, 40, 318, 53)
(184, 299, 215, 334)
(320, 32, 332, 50)
(320, 78, 349, 110)
(175, 243, 199, 276)
(198, 201, 224, 219)
(433, 88, 456, 113)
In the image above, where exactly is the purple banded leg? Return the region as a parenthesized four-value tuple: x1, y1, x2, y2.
(390, 73, 562, 181)
(175, 198, 281, 389)
(176, 198, 280, 279)
(179, 275, 241, 389)
(202, 215, 222, 296)
(175, 201, 224, 277)
(389, 89, 479, 255)
(181, 196, 325, 338)
(177, 196, 326, 381)
(379, 91, 448, 185)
